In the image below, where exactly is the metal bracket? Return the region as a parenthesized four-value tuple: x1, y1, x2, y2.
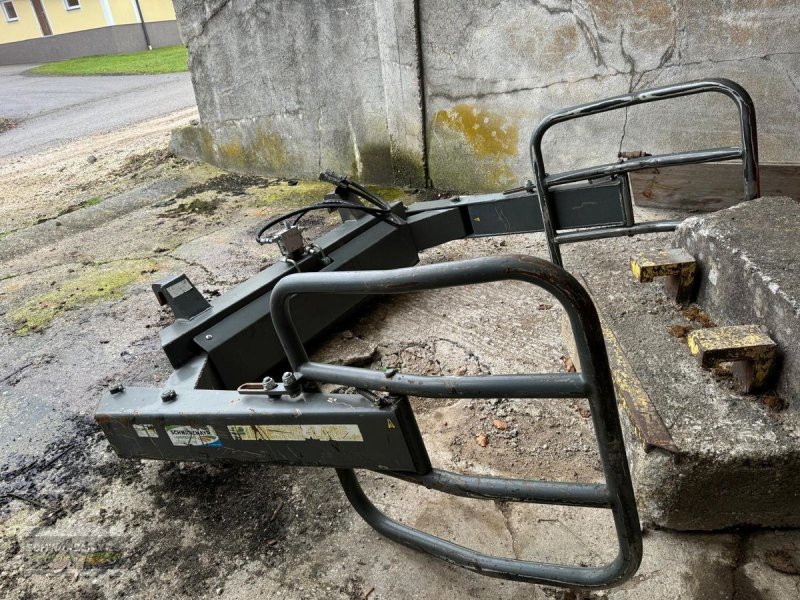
(152, 274, 211, 321)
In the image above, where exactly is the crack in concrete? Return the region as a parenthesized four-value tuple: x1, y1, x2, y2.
(572, 11, 605, 68)
(167, 255, 239, 288)
(427, 72, 618, 102)
(432, 336, 492, 375)
(0, 362, 36, 385)
(494, 500, 520, 560)
(185, 0, 233, 46)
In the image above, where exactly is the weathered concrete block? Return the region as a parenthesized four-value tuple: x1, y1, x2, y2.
(608, 531, 738, 600)
(677, 196, 800, 400)
(420, 0, 800, 191)
(172, 0, 425, 186)
(579, 227, 800, 531)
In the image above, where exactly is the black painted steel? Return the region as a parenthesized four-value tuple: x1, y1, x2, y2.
(529, 78, 760, 265)
(269, 255, 642, 588)
(158, 203, 413, 371)
(387, 469, 611, 508)
(96, 387, 431, 473)
(554, 219, 683, 244)
(545, 147, 744, 187)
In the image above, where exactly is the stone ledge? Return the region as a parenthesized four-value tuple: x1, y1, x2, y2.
(677, 196, 800, 401)
(576, 220, 800, 530)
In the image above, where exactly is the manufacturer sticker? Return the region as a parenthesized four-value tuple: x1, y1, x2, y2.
(133, 424, 158, 438)
(165, 425, 222, 447)
(228, 424, 363, 442)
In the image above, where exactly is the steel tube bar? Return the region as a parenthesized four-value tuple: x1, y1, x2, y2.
(300, 362, 588, 398)
(387, 469, 611, 508)
(554, 220, 682, 244)
(270, 255, 642, 588)
(529, 78, 759, 266)
(545, 147, 743, 187)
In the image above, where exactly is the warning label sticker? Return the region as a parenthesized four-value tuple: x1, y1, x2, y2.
(165, 425, 222, 447)
(228, 424, 363, 442)
(133, 424, 159, 438)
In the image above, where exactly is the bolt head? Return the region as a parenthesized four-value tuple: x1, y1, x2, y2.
(282, 372, 296, 385)
(160, 389, 177, 402)
(262, 376, 277, 390)
(205, 334, 213, 340)
(110, 384, 124, 395)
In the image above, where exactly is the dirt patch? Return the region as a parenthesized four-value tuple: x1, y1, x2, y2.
(0, 415, 142, 518)
(154, 173, 281, 217)
(0, 118, 16, 134)
(668, 323, 695, 340)
(111, 148, 183, 178)
(683, 305, 716, 328)
(173, 173, 275, 200)
(131, 462, 294, 591)
(0, 107, 198, 235)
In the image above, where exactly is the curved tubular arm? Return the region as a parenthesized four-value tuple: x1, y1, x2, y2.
(337, 468, 633, 588)
(269, 255, 642, 588)
(386, 468, 611, 508)
(528, 78, 759, 265)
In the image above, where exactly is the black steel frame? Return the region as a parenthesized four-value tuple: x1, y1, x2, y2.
(269, 255, 642, 588)
(97, 77, 767, 588)
(529, 78, 759, 266)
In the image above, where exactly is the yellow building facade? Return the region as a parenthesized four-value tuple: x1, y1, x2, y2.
(0, 1, 179, 65)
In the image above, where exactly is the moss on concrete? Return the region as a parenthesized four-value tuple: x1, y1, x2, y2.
(218, 140, 248, 169)
(251, 180, 331, 209)
(368, 186, 408, 201)
(174, 122, 292, 177)
(250, 128, 289, 171)
(429, 104, 520, 192)
(433, 104, 518, 157)
(10, 259, 157, 335)
(83, 196, 104, 207)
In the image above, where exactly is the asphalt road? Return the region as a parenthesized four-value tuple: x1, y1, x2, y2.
(0, 64, 196, 158)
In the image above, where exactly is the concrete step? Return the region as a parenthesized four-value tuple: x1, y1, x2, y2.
(688, 325, 777, 393)
(630, 248, 697, 303)
(677, 196, 800, 402)
(574, 198, 800, 530)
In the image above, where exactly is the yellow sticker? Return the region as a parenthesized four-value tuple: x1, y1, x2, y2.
(387, 419, 396, 429)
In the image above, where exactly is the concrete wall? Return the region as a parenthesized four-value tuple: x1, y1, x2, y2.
(0, 20, 180, 65)
(171, 0, 425, 186)
(171, 0, 800, 191)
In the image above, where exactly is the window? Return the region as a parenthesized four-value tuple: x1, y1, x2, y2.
(2, 1, 18, 22)
(64, 0, 80, 10)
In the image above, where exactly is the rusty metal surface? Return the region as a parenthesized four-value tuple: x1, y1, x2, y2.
(688, 325, 777, 392)
(630, 248, 697, 304)
(578, 275, 679, 455)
